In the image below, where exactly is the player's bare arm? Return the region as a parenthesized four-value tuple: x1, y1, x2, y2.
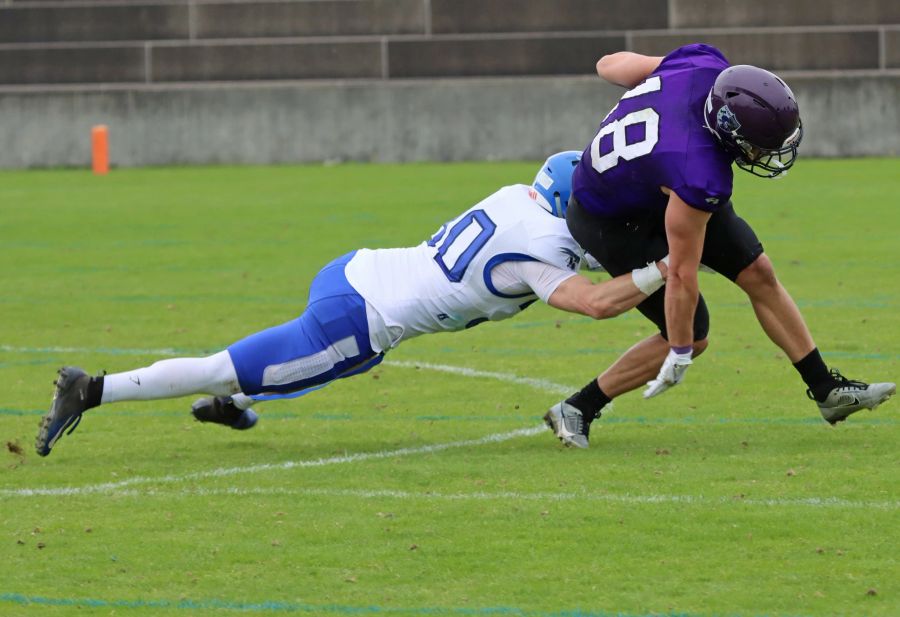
(662, 190, 710, 347)
(548, 261, 668, 320)
(640, 190, 710, 399)
(595, 52, 664, 88)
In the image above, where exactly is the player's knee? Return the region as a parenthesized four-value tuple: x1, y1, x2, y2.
(737, 253, 778, 292)
(204, 351, 242, 395)
(692, 338, 709, 357)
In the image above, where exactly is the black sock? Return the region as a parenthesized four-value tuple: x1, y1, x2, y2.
(85, 376, 104, 409)
(565, 379, 612, 423)
(793, 348, 834, 401)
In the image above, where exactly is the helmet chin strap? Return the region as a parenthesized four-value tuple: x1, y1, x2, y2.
(735, 154, 789, 179)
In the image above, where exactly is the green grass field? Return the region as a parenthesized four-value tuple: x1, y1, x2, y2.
(1, 159, 897, 617)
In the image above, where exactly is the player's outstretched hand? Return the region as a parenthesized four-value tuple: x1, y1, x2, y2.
(643, 348, 693, 398)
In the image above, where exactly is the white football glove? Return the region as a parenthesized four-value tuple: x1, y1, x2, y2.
(643, 348, 693, 398)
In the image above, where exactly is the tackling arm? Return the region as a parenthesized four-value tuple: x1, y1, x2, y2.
(547, 261, 667, 320)
(596, 52, 664, 88)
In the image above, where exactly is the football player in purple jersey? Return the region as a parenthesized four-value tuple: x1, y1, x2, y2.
(544, 44, 895, 448)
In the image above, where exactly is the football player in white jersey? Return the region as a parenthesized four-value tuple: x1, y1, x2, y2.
(36, 152, 668, 456)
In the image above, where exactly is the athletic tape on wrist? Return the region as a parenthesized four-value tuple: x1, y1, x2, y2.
(631, 262, 664, 295)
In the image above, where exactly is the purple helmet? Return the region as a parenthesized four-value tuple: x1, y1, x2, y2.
(704, 65, 802, 178)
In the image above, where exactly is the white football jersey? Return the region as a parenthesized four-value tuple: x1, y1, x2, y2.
(345, 184, 584, 348)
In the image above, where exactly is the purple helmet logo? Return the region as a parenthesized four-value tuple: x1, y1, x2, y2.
(704, 65, 803, 178)
(716, 105, 741, 134)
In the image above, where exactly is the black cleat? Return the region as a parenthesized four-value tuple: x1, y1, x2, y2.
(36, 366, 92, 456)
(191, 396, 258, 430)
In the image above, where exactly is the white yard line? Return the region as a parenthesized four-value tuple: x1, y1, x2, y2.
(154, 487, 900, 510)
(6, 344, 888, 512)
(3, 426, 546, 498)
(7, 483, 896, 511)
(383, 359, 572, 395)
(0, 344, 187, 357)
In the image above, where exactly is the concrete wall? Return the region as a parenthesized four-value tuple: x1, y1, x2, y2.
(3, 27, 899, 85)
(0, 0, 898, 167)
(2, 73, 897, 169)
(2, 0, 898, 84)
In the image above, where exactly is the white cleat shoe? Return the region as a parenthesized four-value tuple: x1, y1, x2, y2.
(812, 370, 896, 425)
(543, 401, 591, 449)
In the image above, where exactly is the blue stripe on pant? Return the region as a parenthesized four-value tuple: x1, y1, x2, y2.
(227, 251, 384, 399)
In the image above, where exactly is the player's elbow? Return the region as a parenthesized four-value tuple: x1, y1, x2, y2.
(596, 53, 625, 82)
(596, 52, 660, 88)
(596, 55, 613, 78)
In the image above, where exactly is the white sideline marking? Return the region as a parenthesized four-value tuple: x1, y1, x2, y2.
(383, 360, 572, 395)
(0, 344, 186, 357)
(166, 488, 897, 510)
(8, 483, 897, 511)
(2, 426, 546, 498)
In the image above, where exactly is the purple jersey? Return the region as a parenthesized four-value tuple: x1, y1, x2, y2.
(572, 44, 734, 218)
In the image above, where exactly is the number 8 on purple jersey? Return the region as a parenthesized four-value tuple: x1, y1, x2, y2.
(572, 44, 734, 218)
